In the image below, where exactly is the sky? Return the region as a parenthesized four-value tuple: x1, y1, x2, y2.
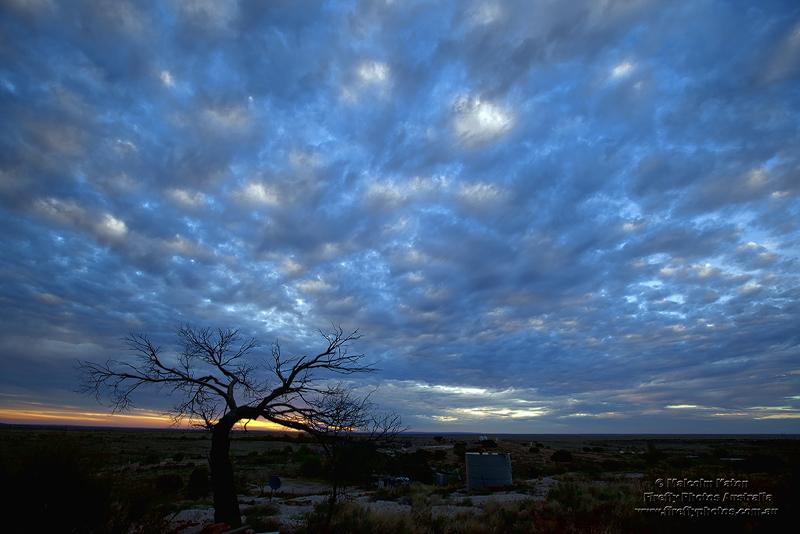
(1, 0, 799, 434)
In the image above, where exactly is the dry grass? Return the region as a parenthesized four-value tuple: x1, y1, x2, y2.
(2, 428, 796, 534)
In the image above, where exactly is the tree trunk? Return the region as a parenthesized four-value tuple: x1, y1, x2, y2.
(324, 448, 338, 531)
(210, 416, 241, 528)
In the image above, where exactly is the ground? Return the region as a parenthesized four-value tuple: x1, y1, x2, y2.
(0, 427, 796, 533)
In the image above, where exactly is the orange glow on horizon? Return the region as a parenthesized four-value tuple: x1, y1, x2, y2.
(0, 403, 298, 431)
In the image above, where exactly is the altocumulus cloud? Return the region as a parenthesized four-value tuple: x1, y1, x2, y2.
(0, 0, 799, 433)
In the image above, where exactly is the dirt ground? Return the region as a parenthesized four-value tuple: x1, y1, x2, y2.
(168, 477, 558, 533)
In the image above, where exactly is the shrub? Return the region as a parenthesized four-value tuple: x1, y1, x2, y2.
(300, 454, 324, 477)
(527, 465, 543, 477)
(547, 480, 588, 513)
(248, 516, 282, 532)
(173, 452, 185, 462)
(600, 459, 626, 471)
(743, 452, 785, 474)
(248, 502, 279, 516)
(144, 452, 161, 465)
(186, 467, 211, 499)
(551, 449, 573, 462)
(529, 447, 540, 454)
(294, 444, 313, 461)
(669, 456, 693, 468)
(0, 433, 172, 533)
(155, 473, 184, 494)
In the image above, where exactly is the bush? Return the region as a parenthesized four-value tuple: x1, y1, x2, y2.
(529, 447, 540, 454)
(0, 433, 170, 533)
(173, 452, 185, 462)
(187, 467, 211, 499)
(300, 454, 324, 477)
(294, 444, 313, 461)
(527, 466, 543, 477)
(453, 443, 467, 460)
(144, 452, 161, 465)
(743, 452, 786, 474)
(248, 516, 282, 532)
(601, 459, 626, 471)
(669, 456, 693, 468)
(551, 450, 573, 463)
(156, 473, 184, 494)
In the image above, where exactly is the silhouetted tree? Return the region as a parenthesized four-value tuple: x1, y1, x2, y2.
(76, 324, 403, 528)
(300, 385, 406, 530)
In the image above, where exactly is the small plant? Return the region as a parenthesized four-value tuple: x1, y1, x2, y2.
(551, 449, 573, 463)
(453, 442, 467, 460)
(248, 515, 281, 532)
(155, 473, 183, 494)
(248, 502, 279, 516)
(186, 467, 211, 499)
(299, 454, 323, 477)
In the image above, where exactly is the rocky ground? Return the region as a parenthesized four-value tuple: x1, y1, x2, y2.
(168, 477, 558, 534)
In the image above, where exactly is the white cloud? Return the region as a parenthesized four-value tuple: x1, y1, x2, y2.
(160, 70, 175, 86)
(612, 61, 635, 77)
(203, 105, 251, 133)
(764, 20, 800, 84)
(453, 96, 513, 144)
(365, 180, 408, 210)
(457, 182, 504, 205)
(471, 2, 502, 26)
(96, 214, 128, 240)
(234, 182, 281, 207)
(168, 188, 209, 209)
(32, 292, 64, 306)
(172, 0, 238, 30)
(34, 198, 87, 227)
(358, 61, 390, 84)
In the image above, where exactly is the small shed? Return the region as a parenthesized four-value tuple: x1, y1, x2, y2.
(465, 452, 512, 489)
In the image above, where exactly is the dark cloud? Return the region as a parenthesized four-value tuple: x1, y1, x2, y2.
(0, 0, 798, 432)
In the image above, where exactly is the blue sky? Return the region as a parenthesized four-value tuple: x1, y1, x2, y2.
(1, 0, 799, 433)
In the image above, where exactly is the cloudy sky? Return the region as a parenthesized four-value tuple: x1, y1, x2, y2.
(1, 0, 799, 434)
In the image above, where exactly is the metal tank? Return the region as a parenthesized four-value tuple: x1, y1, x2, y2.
(465, 452, 513, 489)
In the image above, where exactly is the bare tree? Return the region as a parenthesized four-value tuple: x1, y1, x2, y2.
(300, 384, 406, 530)
(76, 324, 403, 528)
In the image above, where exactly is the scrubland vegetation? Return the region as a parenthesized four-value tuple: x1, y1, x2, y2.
(0, 427, 797, 533)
